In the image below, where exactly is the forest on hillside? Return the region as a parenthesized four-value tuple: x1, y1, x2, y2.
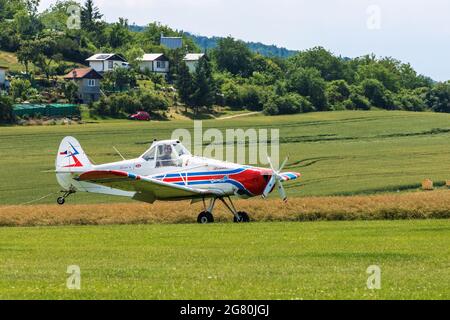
(1, 0, 450, 123)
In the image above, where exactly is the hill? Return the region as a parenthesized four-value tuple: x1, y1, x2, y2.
(184, 32, 297, 58)
(127, 25, 297, 58)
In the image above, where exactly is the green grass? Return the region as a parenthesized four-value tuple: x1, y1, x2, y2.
(0, 49, 85, 73)
(0, 50, 25, 72)
(0, 219, 448, 299)
(1, 110, 450, 205)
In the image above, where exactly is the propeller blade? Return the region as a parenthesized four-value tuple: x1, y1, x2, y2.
(278, 156, 289, 172)
(262, 175, 277, 198)
(277, 180, 287, 202)
(267, 156, 275, 172)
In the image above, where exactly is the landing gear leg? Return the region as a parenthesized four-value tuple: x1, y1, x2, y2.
(197, 197, 216, 224)
(57, 189, 75, 205)
(219, 196, 250, 223)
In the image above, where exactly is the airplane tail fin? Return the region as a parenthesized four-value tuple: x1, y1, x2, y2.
(56, 136, 92, 172)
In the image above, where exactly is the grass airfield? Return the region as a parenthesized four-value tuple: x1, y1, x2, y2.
(0, 110, 449, 299)
(0, 220, 448, 299)
(1, 110, 450, 204)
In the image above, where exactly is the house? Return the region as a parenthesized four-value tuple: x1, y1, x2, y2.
(160, 33, 183, 49)
(138, 54, 170, 76)
(183, 53, 205, 73)
(86, 54, 129, 73)
(63, 68, 103, 103)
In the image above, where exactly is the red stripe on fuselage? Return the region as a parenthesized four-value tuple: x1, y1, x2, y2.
(162, 168, 270, 196)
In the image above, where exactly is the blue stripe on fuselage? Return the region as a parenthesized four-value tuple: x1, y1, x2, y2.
(153, 167, 247, 179)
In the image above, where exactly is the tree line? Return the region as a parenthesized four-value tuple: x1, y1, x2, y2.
(1, 0, 450, 123)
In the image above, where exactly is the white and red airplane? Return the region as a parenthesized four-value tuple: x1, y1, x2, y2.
(55, 136, 300, 223)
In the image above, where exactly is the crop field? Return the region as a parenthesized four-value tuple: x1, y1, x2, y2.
(1, 110, 450, 206)
(0, 219, 448, 299)
(1, 110, 450, 300)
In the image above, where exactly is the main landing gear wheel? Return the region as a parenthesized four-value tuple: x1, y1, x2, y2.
(57, 197, 65, 205)
(233, 211, 250, 223)
(197, 211, 214, 224)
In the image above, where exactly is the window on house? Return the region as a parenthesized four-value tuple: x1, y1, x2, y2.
(157, 61, 166, 69)
(108, 61, 114, 69)
(88, 79, 96, 87)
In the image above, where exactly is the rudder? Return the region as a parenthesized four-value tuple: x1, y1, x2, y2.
(56, 136, 92, 172)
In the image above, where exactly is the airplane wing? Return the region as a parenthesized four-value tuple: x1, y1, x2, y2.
(279, 172, 301, 181)
(77, 170, 225, 203)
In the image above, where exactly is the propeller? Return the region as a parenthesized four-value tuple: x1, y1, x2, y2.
(262, 156, 289, 202)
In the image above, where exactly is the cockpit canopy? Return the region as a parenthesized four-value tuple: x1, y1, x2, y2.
(141, 140, 191, 167)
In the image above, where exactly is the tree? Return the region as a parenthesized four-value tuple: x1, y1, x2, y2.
(289, 47, 345, 81)
(426, 82, 450, 113)
(0, 95, 15, 123)
(17, 40, 36, 74)
(191, 55, 216, 113)
(126, 47, 145, 70)
(214, 37, 254, 77)
(326, 80, 351, 107)
(107, 18, 132, 48)
(360, 78, 392, 109)
(62, 80, 79, 103)
(102, 68, 137, 92)
(81, 0, 103, 32)
(10, 78, 32, 100)
(13, 8, 43, 40)
(287, 67, 328, 110)
(175, 61, 193, 109)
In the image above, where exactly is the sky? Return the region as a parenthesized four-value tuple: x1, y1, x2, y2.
(38, 0, 450, 81)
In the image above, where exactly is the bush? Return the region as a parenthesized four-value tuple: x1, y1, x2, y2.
(139, 90, 169, 112)
(394, 90, 427, 112)
(221, 82, 242, 107)
(109, 93, 141, 116)
(326, 80, 351, 107)
(0, 95, 15, 123)
(10, 79, 32, 101)
(349, 92, 371, 110)
(287, 67, 328, 110)
(240, 85, 265, 111)
(425, 82, 450, 113)
(91, 90, 170, 117)
(263, 93, 314, 115)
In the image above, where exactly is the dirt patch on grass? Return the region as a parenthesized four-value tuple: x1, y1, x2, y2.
(0, 191, 449, 227)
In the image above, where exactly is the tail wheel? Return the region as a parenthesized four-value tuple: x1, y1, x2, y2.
(233, 211, 250, 223)
(197, 211, 214, 224)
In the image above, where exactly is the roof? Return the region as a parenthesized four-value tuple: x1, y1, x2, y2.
(86, 53, 127, 62)
(160, 36, 183, 49)
(139, 53, 168, 62)
(63, 68, 103, 79)
(183, 53, 205, 61)
(0, 66, 9, 70)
